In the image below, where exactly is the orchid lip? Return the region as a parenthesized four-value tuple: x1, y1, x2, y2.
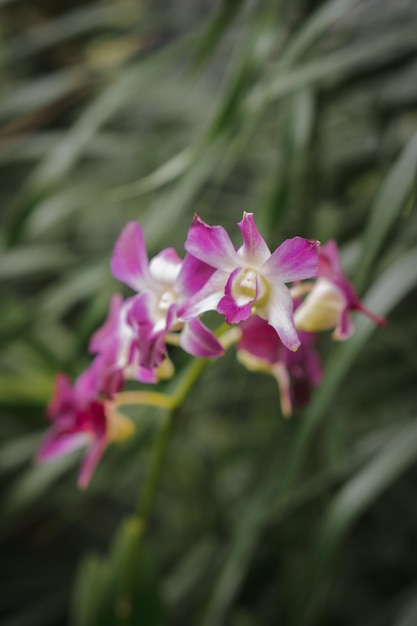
(232, 268, 257, 305)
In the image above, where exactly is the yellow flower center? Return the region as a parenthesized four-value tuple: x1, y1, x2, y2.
(236, 268, 257, 300)
(158, 290, 176, 312)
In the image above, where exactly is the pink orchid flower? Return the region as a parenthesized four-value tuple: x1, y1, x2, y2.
(237, 315, 322, 417)
(110, 222, 224, 373)
(89, 293, 158, 384)
(37, 357, 132, 488)
(179, 212, 320, 351)
(294, 240, 386, 339)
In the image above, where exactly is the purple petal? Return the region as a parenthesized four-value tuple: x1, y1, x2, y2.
(301, 336, 323, 387)
(77, 435, 107, 489)
(273, 364, 293, 418)
(110, 222, 150, 291)
(264, 237, 319, 283)
(334, 308, 354, 340)
(238, 316, 283, 365)
(149, 248, 182, 285)
(37, 429, 90, 461)
(139, 329, 167, 370)
(257, 282, 300, 351)
(47, 374, 76, 421)
(89, 293, 123, 355)
(318, 240, 343, 276)
(135, 364, 158, 384)
(185, 214, 238, 272)
(74, 359, 103, 404)
(318, 247, 387, 331)
(102, 369, 125, 397)
(127, 292, 152, 328)
(128, 294, 167, 369)
(218, 296, 252, 325)
(177, 270, 227, 321)
(343, 281, 387, 329)
(180, 318, 224, 358)
(217, 269, 254, 325)
(86, 400, 107, 438)
(89, 297, 137, 394)
(177, 253, 217, 298)
(237, 212, 270, 266)
(354, 301, 387, 328)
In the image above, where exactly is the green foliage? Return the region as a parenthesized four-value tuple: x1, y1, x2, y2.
(1, 0, 417, 625)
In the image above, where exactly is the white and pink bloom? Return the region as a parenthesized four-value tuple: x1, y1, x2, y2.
(237, 315, 322, 417)
(89, 293, 159, 384)
(37, 356, 133, 488)
(294, 240, 386, 339)
(179, 212, 320, 351)
(110, 222, 224, 376)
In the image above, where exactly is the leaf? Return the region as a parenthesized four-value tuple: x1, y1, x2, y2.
(29, 39, 196, 192)
(0, 453, 77, 532)
(395, 594, 417, 626)
(7, 33, 196, 244)
(0, 68, 87, 120)
(72, 516, 164, 626)
(0, 245, 78, 280)
(71, 554, 113, 626)
(355, 128, 417, 290)
(37, 262, 109, 318)
(0, 433, 41, 473)
(285, 246, 417, 488)
(1, 3, 137, 66)
(264, 87, 316, 229)
(293, 417, 417, 626)
(203, 247, 417, 626)
(0, 373, 52, 404)
(201, 454, 285, 626)
(0, 591, 68, 626)
(248, 24, 417, 112)
(142, 136, 229, 248)
(191, 0, 245, 71)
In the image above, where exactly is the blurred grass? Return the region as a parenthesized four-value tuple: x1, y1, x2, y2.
(1, 0, 417, 625)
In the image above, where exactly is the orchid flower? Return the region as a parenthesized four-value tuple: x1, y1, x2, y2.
(89, 293, 160, 384)
(37, 357, 133, 488)
(237, 315, 322, 417)
(179, 212, 320, 351)
(110, 222, 224, 373)
(294, 240, 386, 339)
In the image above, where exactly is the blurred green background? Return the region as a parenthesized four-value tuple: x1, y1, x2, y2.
(1, 0, 417, 624)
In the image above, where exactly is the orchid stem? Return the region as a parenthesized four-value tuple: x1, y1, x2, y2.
(136, 409, 173, 521)
(115, 390, 174, 411)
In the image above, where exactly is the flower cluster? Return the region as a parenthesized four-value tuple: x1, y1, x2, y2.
(38, 212, 385, 486)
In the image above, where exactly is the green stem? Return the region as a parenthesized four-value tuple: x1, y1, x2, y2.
(115, 390, 175, 410)
(171, 355, 208, 408)
(136, 409, 173, 520)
